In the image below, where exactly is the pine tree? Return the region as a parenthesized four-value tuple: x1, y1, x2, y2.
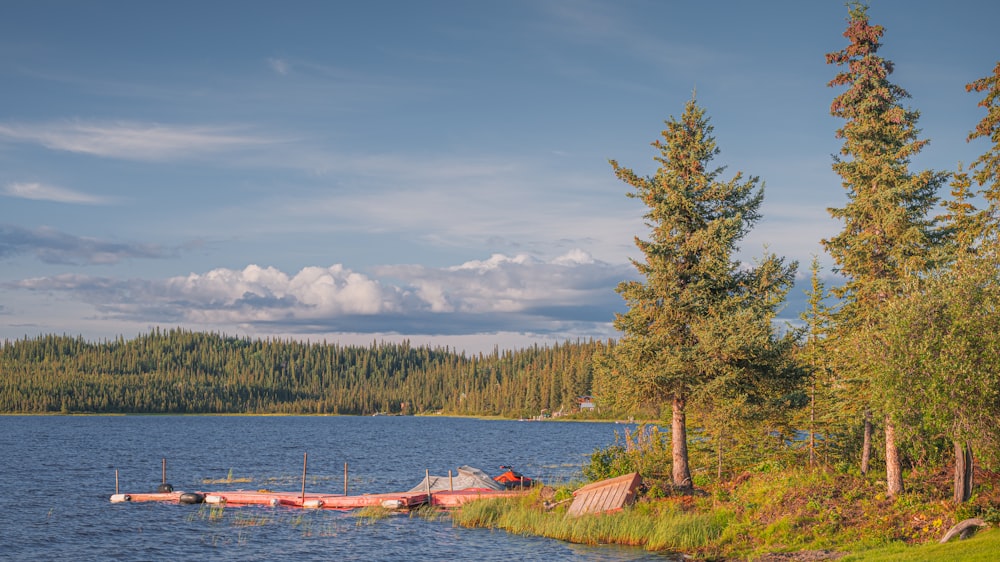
(600, 95, 797, 488)
(823, 3, 947, 496)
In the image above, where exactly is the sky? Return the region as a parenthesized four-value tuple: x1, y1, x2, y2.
(1, 1, 998, 354)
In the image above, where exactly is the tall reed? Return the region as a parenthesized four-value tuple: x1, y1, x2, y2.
(451, 491, 730, 552)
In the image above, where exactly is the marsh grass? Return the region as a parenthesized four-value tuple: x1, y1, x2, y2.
(451, 488, 726, 552)
(410, 504, 447, 522)
(202, 468, 253, 485)
(187, 503, 227, 523)
(352, 505, 393, 525)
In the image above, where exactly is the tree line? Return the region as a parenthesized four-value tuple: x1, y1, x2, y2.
(593, 2, 1000, 505)
(0, 328, 599, 418)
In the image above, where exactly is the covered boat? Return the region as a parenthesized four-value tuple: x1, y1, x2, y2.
(408, 465, 505, 492)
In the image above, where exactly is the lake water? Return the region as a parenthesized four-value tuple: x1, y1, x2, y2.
(0, 415, 677, 561)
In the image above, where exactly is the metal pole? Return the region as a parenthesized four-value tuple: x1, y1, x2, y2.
(344, 462, 348, 496)
(301, 452, 308, 505)
(425, 469, 432, 506)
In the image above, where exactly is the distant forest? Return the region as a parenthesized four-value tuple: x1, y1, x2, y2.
(0, 329, 601, 417)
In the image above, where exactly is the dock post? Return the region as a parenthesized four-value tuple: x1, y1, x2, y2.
(162, 458, 166, 485)
(425, 469, 432, 506)
(344, 462, 348, 496)
(301, 452, 308, 505)
(449, 470, 453, 492)
(115, 469, 119, 495)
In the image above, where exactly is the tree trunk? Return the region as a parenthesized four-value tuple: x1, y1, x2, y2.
(671, 393, 692, 488)
(716, 433, 723, 481)
(809, 379, 816, 468)
(885, 417, 903, 497)
(953, 441, 974, 504)
(860, 409, 872, 475)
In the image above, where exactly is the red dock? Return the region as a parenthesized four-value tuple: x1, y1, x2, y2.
(110, 488, 525, 510)
(427, 488, 523, 508)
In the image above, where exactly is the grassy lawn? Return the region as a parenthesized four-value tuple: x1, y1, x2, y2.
(843, 528, 998, 561)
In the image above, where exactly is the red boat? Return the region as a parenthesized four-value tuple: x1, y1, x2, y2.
(493, 465, 533, 489)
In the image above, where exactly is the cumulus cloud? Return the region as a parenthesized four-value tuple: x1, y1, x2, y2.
(0, 224, 172, 264)
(0, 120, 275, 161)
(2, 182, 114, 204)
(6, 251, 633, 337)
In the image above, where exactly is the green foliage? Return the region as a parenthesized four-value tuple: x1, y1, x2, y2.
(824, 4, 945, 312)
(597, 95, 801, 488)
(822, 1, 949, 498)
(583, 425, 671, 482)
(967, 61, 1000, 216)
(0, 329, 604, 416)
(584, 445, 633, 481)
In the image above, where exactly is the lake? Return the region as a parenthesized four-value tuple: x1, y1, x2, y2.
(0, 415, 677, 561)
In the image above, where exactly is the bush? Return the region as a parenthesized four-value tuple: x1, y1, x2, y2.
(584, 425, 671, 482)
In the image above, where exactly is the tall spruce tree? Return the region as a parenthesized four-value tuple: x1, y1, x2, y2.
(967, 62, 1000, 243)
(823, 3, 946, 496)
(600, 96, 797, 488)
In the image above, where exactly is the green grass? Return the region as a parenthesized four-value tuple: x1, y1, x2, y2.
(842, 528, 998, 561)
(451, 488, 729, 553)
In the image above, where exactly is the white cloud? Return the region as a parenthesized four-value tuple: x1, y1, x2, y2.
(0, 120, 276, 161)
(6, 251, 632, 337)
(160, 264, 401, 324)
(2, 182, 113, 204)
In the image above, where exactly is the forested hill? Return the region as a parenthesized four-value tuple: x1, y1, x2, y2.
(0, 329, 603, 417)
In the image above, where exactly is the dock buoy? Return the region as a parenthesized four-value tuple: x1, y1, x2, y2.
(302, 499, 324, 508)
(205, 495, 225, 504)
(157, 483, 174, 493)
(179, 492, 205, 504)
(110, 494, 132, 503)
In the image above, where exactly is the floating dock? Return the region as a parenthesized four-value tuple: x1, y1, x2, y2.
(110, 487, 525, 510)
(111, 457, 530, 511)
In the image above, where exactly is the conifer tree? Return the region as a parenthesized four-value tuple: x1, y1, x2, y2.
(823, 3, 946, 496)
(600, 96, 797, 488)
(967, 62, 1000, 244)
(798, 257, 837, 468)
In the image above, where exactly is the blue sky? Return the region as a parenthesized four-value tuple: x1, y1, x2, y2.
(1, 1, 998, 353)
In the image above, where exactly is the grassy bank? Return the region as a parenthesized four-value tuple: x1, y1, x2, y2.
(450, 466, 1000, 560)
(841, 528, 999, 562)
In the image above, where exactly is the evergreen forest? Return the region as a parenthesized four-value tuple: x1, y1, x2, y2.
(0, 329, 599, 418)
